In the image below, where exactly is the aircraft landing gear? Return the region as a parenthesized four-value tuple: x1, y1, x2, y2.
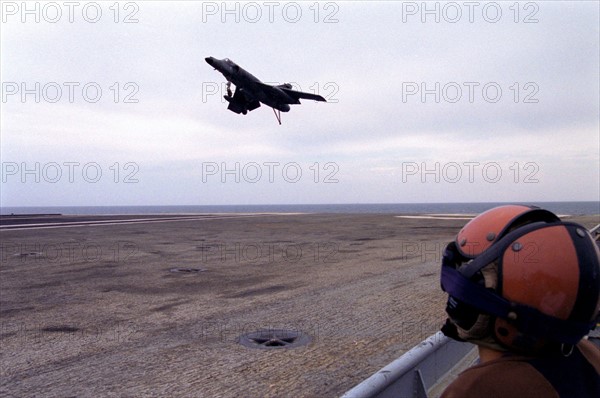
(226, 81, 232, 97)
(272, 108, 282, 125)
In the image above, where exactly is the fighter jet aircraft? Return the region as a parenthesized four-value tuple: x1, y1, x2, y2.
(205, 56, 326, 124)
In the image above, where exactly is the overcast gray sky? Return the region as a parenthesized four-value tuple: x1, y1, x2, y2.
(1, 1, 599, 206)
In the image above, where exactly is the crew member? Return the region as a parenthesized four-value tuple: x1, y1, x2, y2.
(439, 205, 600, 397)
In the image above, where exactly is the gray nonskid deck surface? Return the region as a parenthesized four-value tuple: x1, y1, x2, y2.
(1, 214, 598, 397)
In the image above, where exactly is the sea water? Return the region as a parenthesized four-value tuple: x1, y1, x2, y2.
(1, 202, 598, 215)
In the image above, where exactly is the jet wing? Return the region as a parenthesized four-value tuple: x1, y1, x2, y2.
(279, 87, 326, 102)
(256, 82, 327, 103)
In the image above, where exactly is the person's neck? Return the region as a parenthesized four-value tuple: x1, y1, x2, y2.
(478, 346, 505, 363)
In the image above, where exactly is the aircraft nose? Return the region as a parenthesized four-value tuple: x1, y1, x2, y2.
(205, 57, 215, 66)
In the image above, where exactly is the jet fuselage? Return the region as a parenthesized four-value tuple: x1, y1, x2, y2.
(205, 57, 294, 112)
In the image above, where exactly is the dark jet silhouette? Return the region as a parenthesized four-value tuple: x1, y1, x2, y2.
(205, 57, 326, 124)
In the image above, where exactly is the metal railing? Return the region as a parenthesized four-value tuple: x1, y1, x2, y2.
(340, 332, 476, 398)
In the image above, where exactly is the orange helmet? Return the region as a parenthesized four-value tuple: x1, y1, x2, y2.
(455, 204, 560, 257)
(440, 205, 600, 353)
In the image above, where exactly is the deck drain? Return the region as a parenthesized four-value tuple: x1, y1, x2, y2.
(169, 267, 206, 274)
(238, 329, 311, 349)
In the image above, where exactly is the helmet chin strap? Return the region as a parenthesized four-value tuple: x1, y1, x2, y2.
(441, 318, 465, 342)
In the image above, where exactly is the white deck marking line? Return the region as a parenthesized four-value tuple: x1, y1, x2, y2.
(0, 214, 299, 231)
(395, 215, 475, 220)
(1, 216, 219, 229)
(395, 214, 572, 220)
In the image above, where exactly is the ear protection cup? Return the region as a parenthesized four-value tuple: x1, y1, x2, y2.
(493, 318, 547, 353)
